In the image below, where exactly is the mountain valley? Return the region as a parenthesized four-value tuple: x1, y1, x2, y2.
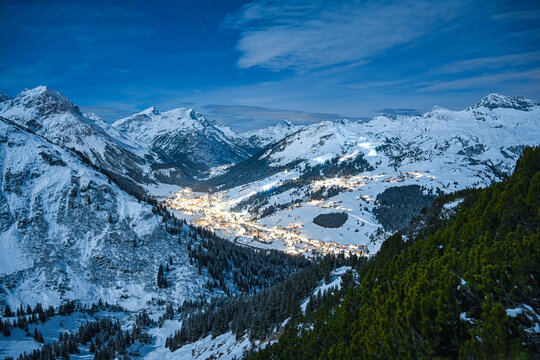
(0, 87, 538, 360)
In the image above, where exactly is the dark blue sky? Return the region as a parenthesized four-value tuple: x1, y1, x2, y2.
(1, 0, 539, 130)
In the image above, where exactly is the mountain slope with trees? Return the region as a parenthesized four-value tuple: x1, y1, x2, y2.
(250, 146, 540, 359)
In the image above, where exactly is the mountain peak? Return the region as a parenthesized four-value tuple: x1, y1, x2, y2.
(12, 85, 81, 116)
(430, 105, 448, 112)
(112, 105, 252, 169)
(136, 106, 160, 116)
(276, 119, 293, 128)
(20, 85, 69, 102)
(473, 93, 535, 111)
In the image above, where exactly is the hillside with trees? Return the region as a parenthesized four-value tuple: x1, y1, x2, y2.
(250, 146, 540, 359)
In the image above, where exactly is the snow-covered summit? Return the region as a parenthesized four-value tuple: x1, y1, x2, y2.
(243, 119, 304, 148)
(136, 106, 160, 116)
(0, 86, 156, 185)
(471, 93, 536, 111)
(258, 119, 364, 167)
(113, 106, 255, 169)
(0, 85, 82, 125)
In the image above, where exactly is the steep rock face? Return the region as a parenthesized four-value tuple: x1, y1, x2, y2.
(0, 86, 156, 186)
(0, 118, 209, 309)
(113, 107, 254, 170)
(242, 120, 304, 149)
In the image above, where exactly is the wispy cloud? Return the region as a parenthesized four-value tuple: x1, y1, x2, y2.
(225, 0, 465, 72)
(377, 108, 423, 116)
(435, 51, 540, 74)
(491, 9, 540, 21)
(418, 67, 540, 92)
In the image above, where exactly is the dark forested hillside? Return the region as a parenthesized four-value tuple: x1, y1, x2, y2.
(165, 254, 365, 353)
(372, 184, 441, 231)
(250, 146, 540, 360)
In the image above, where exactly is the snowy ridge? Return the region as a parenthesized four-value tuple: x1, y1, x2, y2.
(259, 119, 369, 168)
(255, 94, 540, 182)
(471, 93, 537, 111)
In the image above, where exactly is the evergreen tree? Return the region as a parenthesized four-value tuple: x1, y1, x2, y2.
(157, 264, 167, 288)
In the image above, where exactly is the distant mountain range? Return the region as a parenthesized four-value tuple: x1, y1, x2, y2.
(199, 93, 539, 254)
(208, 93, 539, 188)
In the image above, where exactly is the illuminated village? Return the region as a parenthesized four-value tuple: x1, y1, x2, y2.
(164, 170, 442, 257)
(166, 183, 370, 257)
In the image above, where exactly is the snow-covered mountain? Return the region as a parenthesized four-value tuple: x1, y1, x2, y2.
(0, 86, 157, 188)
(200, 94, 539, 254)
(242, 120, 304, 148)
(113, 107, 255, 170)
(470, 93, 536, 111)
(236, 94, 540, 184)
(362, 94, 539, 179)
(0, 116, 211, 310)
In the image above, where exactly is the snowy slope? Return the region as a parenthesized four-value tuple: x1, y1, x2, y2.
(0, 86, 157, 185)
(0, 117, 212, 310)
(113, 107, 255, 170)
(259, 119, 368, 168)
(242, 120, 304, 148)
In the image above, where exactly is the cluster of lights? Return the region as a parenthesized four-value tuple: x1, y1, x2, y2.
(382, 171, 436, 183)
(311, 175, 368, 191)
(166, 188, 368, 257)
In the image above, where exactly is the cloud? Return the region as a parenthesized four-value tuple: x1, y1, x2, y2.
(435, 51, 540, 74)
(491, 9, 540, 21)
(224, 0, 465, 72)
(418, 67, 540, 92)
